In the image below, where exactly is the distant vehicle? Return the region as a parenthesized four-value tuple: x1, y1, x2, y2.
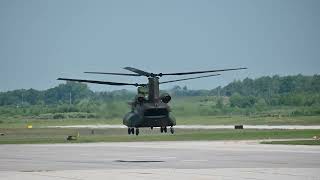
(58, 66, 246, 135)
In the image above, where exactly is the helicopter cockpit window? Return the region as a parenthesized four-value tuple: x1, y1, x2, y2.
(138, 86, 148, 96)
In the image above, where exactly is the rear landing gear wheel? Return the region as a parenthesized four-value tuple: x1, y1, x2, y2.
(131, 128, 135, 135)
(128, 128, 131, 135)
(136, 128, 139, 136)
(151, 127, 153, 130)
(170, 127, 174, 134)
(164, 126, 167, 133)
(160, 127, 164, 133)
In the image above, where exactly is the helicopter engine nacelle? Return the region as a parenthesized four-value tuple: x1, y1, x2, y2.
(137, 94, 146, 103)
(160, 93, 171, 103)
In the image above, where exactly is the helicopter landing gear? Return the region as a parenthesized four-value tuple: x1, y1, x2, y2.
(160, 127, 168, 133)
(128, 128, 139, 135)
(170, 126, 175, 134)
(164, 126, 167, 133)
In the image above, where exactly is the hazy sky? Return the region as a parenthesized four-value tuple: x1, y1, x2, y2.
(0, 0, 319, 91)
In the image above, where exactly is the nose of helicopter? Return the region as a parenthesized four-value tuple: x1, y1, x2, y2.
(144, 108, 168, 117)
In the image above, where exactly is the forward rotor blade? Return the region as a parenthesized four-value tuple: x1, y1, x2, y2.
(160, 67, 247, 76)
(84, 72, 141, 76)
(124, 67, 152, 77)
(57, 78, 143, 86)
(160, 74, 221, 84)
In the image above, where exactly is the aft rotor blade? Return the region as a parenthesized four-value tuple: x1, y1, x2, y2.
(160, 74, 221, 84)
(160, 67, 247, 76)
(84, 72, 141, 76)
(124, 67, 152, 77)
(57, 78, 143, 86)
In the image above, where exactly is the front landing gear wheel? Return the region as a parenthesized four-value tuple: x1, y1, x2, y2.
(160, 127, 164, 133)
(164, 126, 167, 133)
(170, 127, 174, 134)
(131, 128, 135, 135)
(136, 128, 139, 136)
(128, 128, 131, 135)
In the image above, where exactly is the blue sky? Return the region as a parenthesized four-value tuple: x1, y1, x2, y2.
(1, 0, 319, 91)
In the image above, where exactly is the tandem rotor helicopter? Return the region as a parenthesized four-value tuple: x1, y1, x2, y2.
(58, 67, 246, 136)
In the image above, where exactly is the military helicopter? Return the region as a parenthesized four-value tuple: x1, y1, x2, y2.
(58, 67, 246, 136)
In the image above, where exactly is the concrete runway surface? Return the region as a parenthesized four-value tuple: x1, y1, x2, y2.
(1, 141, 320, 180)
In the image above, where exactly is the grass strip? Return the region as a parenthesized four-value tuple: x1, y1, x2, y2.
(1, 128, 319, 144)
(261, 140, 320, 145)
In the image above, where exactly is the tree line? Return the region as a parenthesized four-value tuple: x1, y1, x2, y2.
(0, 74, 319, 108)
(210, 74, 320, 107)
(0, 82, 135, 106)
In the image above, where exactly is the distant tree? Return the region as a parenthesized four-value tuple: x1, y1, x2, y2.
(230, 93, 257, 108)
(44, 82, 93, 104)
(216, 97, 224, 109)
(183, 86, 188, 91)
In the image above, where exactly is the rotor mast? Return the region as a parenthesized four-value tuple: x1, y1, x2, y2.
(148, 77, 160, 102)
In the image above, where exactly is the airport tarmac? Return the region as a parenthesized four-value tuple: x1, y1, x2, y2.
(1, 141, 320, 179)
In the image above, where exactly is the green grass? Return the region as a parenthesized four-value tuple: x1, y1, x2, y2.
(1, 115, 320, 129)
(262, 139, 320, 145)
(0, 128, 319, 144)
(176, 115, 320, 125)
(261, 140, 320, 145)
(0, 118, 121, 128)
